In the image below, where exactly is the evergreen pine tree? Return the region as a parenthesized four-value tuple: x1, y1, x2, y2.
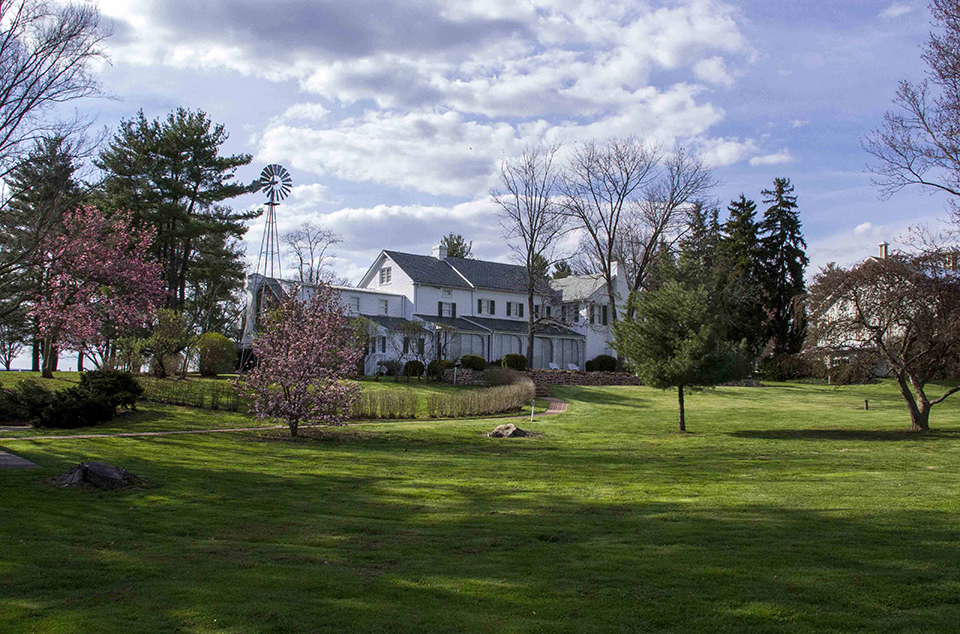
(758, 178, 808, 354)
(95, 108, 257, 328)
(717, 195, 768, 356)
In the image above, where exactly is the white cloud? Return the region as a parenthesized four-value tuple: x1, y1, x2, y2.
(749, 149, 794, 167)
(280, 103, 330, 122)
(698, 137, 759, 167)
(791, 119, 807, 128)
(854, 221, 875, 236)
(693, 56, 734, 87)
(879, 2, 913, 19)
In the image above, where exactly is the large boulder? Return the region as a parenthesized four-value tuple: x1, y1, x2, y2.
(488, 423, 528, 438)
(55, 462, 145, 489)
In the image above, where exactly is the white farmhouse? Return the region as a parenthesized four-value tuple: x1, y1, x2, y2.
(242, 243, 625, 374)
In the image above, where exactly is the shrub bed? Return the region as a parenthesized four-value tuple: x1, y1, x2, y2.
(138, 377, 244, 412)
(427, 381, 535, 418)
(350, 390, 418, 419)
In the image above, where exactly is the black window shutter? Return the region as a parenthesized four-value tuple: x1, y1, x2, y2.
(380, 337, 386, 353)
(602, 305, 608, 325)
(452, 303, 457, 317)
(403, 337, 409, 354)
(507, 302, 511, 317)
(418, 338, 425, 354)
(438, 301, 443, 317)
(477, 298, 482, 313)
(518, 302, 524, 318)
(590, 305, 595, 324)
(490, 300, 495, 315)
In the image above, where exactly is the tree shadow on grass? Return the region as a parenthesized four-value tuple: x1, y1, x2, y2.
(728, 428, 960, 442)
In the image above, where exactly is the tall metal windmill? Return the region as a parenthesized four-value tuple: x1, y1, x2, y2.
(241, 164, 293, 370)
(253, 163, 292, 281)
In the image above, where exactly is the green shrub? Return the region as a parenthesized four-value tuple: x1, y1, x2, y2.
(138, 377, 243, 412)
(403, 360, 425, 378)
(78, 370, 143, 410)
(197, 333, 236, 376)
(482, 367, 522, 386)
(460, 354, 486, 371)
(489, 358, 503, 369)
(585, 354, 617, 372)
(427, 359, 455, 378)
(379, 359, 402, 377)
(503, 353, 528, 371)
(1, 379, 120, 429)
(759, 353, 816, 381)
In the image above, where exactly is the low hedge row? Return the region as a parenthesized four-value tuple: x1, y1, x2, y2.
(0, 371, 143, 429)
(138, 377, 245, 412)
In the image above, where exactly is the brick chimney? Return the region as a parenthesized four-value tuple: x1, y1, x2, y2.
(878, 241, 889, 260)
(431, 243, 448, 260)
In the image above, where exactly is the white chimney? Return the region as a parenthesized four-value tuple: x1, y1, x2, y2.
(432, 243, 448, 260)
(878, 242, 889, 260)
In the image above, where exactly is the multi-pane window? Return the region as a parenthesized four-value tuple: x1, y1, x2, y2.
(439, 302, 455, 317)
(349, 296, 361, 314)
(477, 299, 496, 315)
(442, 288, 452, 298)
(379, 267, 392, 285)
(506, 301, 524, 318)
(379, 299, 389, 314)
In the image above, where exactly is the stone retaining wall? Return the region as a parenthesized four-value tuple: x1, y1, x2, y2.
(441, 368, 486, 385)
(528, 369, 643, 389)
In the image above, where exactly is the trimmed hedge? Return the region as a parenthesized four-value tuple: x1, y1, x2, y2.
(460, 354, 486, 371)
(503, 353, 528, 371)
(0, 370, 143, 429)
(427, 381, 535, 418)
(403, 360, 425, 378)
(197, 332, 237, 376)
(427, 359, 455, 378)
(585, 354, 617, 372)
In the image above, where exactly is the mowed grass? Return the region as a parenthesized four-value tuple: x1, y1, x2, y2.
(2, 380, 960, 632)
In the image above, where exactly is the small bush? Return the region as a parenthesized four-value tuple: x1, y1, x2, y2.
(460, 354, 486, 371)
(503, 353, 528, 371)
(585, 354, 617, 372)
(403, 360, 425, 378)
(1, 379, 120, 429)
(78, 370, 143, 410)
(149, 352, 184, 378)
(482, 367, 522, 386)
(427, 359, 455, 378)
(759, 353, 816, 381)
(379, 359, 402, 377)
(489, 358, 503, 369)
(197, 332, 237, 376)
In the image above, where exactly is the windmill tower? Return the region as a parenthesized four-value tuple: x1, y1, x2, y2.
(240, 164, 292, 370)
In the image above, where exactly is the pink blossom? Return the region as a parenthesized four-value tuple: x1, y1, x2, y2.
(239, 284, 362, 435)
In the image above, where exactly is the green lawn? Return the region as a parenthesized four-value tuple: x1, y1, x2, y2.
(3, 380, 960, 632)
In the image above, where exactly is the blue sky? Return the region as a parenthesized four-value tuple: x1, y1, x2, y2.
(82, 0, 952, 282)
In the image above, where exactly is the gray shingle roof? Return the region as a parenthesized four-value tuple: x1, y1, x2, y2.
(462, 316, 583, 338)
(364, 315, 418, 330)
(444, 256, 529, 292)
(550, 274, 606, 302)
(414, 314, 490, 332)
(383, 251, 472, 288)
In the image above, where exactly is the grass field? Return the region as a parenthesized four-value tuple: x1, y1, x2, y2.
(3, 380, 960, 632)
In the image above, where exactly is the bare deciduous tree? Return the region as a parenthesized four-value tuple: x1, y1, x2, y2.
(0, 0, 108, 179)
(618, 149, 717, 310)
(282, 222, 344, 286)
(559, 137, 660, 323)
(492, 142, 568, 363)
(808, 247, 960, 431)
(863, 0, 960, 221)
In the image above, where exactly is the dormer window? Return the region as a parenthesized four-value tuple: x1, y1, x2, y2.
(379, 267, 392, 285)
(379, 299, 389, 314)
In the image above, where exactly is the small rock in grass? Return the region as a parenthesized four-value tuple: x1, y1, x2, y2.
(488, 423, 528, 438)
(55, 462, 146, 489)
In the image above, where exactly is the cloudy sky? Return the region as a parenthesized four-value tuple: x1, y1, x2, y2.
(84, 0, 952, 282)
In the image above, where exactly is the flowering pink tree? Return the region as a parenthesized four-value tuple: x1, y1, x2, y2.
(240, 283, 362, 436)
(31, 207, 166, 377)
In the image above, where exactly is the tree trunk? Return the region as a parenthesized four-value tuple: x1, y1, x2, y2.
(289, 421, 299, 437)
(31, 337, 41, 372)
(895, 372, 931, 431)
(526, 290, 535, 367)
(77, 353, 83, 372)
(678, 384, 686, 432)
(41, 337, 56, 379)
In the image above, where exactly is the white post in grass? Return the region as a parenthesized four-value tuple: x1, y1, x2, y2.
(531, 398, 536, 423)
